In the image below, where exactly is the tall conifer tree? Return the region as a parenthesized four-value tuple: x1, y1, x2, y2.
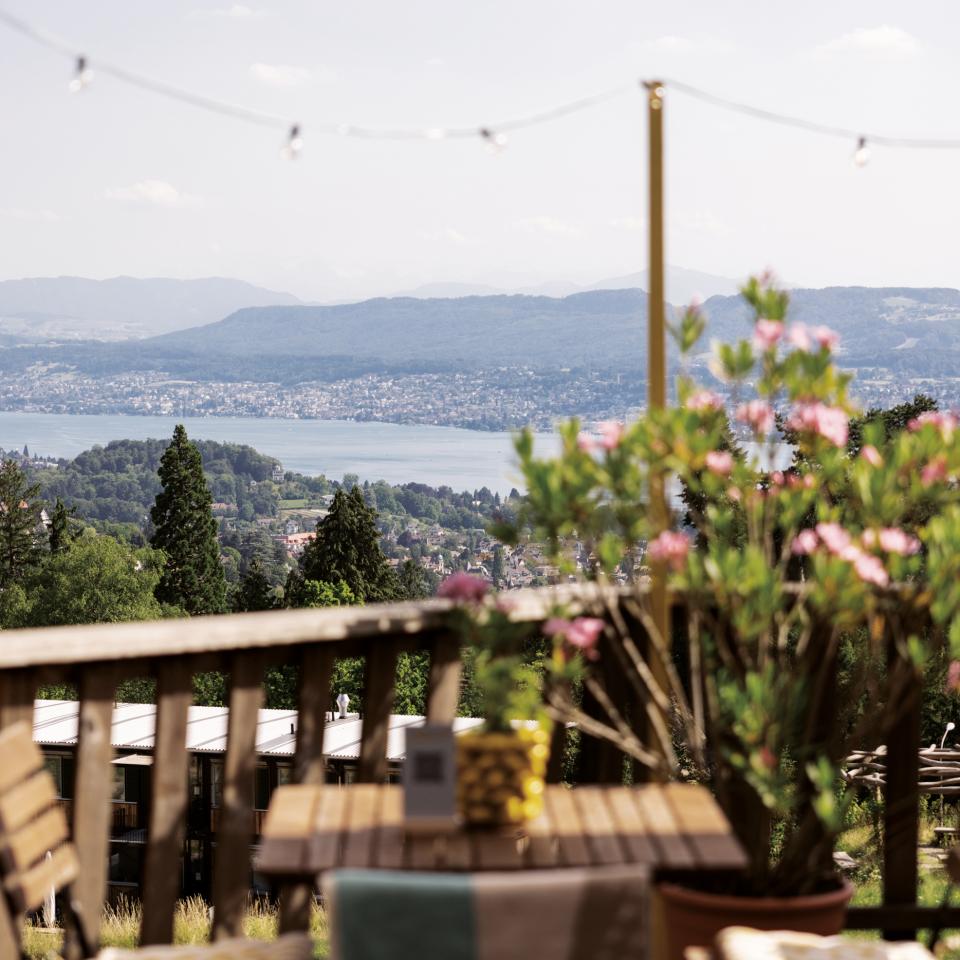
(150, 425, 226, 614)
(233, 558, 275, 612)
(299, 487, 399, 602)
(0, 459, 42, 587)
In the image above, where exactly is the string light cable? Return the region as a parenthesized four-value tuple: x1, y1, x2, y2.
(6, 5, 960, 160)
(0, 5, 631, 152)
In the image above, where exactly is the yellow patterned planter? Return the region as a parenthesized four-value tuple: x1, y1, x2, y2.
(456, 726, 550, 827)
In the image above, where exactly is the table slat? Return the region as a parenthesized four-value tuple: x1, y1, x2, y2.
(545, 788, 592, 866)
(471, 829, 524, 870)
(341, 784, 383, 869)
(441, 831, 473, 870)
(661, 783, 748, 869)
(309, 787, 348, 872)
(604, 787, 659, 864)
(406, 834, 440, 870)
(632, 785, 697, 869)
(524, 804, 558, 868)
(376, 786, 405, 870)
(572, 785, 626, 864)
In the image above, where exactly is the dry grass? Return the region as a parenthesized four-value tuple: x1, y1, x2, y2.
(22, 896, 328, 958)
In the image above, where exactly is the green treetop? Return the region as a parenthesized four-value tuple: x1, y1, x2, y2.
(150, 425, 226, 615)
(3, 533, 166, 628)
(0, 459, 43, 587)
(232, 557, 276, 612)
(299, 487, 400, 602)
(48, 497, 77, 554)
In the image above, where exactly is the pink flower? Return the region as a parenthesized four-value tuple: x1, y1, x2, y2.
(922, 456, 949, 487)
(947, 661, 960, 694)
(909, 411, 958, 439)
(647, 530, 691, 572)
(791, 529, 820, 555)
(770, 470, 785, 488)
(852, 551, 889, 588)
(754, 319, 784, 351)
(787, 324, 839, 353)
(815, 522, 852, 555)
(686, 390, 724, 413)
(598, 421, 625, 451)
(726, 486, 742, 502)
(862, 527, 921, 556)
(811, 326, 840, 351)
(861, 445, 883, 467)
(438, 572, 489, 603)
(787, 324, 812, 351)
(735, 400, 775, 435)
(577, 433, 595, 453)
(705, 450, 733, 476)
(544, 616, 604, 660)
(787, 402, 849, 447)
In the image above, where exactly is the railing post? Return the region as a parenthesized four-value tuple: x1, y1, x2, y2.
(883, 637, 922, 941)
(141, 660, 193, 945)
(425, 632, 461, 725)
(357, 639, 400, 783)
(212, 652, 265, 941)
(0, 669, 35, 730)
(279, 644, 335, 934)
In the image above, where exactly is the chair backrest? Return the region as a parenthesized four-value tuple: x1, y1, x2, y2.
(0, 721, 79, 915)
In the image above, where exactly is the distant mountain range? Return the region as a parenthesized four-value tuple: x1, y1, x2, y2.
(0, 276, 302, 340)
(395, 265, 744, 304)
(2, 284, 960, 384)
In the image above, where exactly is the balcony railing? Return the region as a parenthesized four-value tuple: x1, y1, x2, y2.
(210, 806, 268, 836)
(0, 584, 936, 948)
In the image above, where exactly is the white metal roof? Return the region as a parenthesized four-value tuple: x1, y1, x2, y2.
(32, 699, 484, 762)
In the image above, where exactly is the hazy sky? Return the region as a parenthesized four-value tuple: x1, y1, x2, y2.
(2, 2, 960, 301)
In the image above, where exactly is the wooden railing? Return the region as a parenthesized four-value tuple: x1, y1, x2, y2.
(0, 586, 605, 949)
(0, 584, 937, 945)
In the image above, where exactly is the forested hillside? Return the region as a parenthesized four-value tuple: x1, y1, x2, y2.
(32, 439, 281, 524)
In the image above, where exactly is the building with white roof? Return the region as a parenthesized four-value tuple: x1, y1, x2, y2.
(33, 699, 485, 901)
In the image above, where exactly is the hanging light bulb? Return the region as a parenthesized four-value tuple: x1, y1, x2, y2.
(281, 123, 303, 160)
(479, 127, 508, 153)
(68, 55, 93, 94)
(852, 136, 870, 168)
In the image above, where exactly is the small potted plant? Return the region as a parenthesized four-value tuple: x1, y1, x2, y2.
(438, 572, 597, 827)
(499, 274, 960, 953)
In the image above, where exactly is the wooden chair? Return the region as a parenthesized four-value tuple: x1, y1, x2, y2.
(0, 722, 311, 959)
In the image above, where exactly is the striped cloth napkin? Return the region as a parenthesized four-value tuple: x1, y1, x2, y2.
(324, 865, 649, 960)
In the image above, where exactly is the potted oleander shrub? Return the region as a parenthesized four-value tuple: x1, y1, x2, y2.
(438, 572, 591, 827)
(497, 274, 960, 954)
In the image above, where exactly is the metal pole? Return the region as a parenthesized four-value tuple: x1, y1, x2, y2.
(646, 80, 670, 773)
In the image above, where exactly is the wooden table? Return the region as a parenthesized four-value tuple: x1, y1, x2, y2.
(257, 783, 747, 878)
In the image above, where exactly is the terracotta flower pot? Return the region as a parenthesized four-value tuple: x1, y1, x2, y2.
(657, 878, 854, 960)
(456, 727, 549, 827)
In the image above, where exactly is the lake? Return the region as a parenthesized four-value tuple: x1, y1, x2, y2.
(0, 412, 792, 497)
(0, 413, 556, 495)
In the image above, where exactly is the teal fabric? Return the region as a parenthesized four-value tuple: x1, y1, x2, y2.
(330, 870, 477, 960)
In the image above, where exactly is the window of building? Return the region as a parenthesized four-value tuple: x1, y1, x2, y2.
(112, 766, 126, 802)
(211, 759, 224, 808)
(44, 756, 62, 797)
(254, 764, 270, 811)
